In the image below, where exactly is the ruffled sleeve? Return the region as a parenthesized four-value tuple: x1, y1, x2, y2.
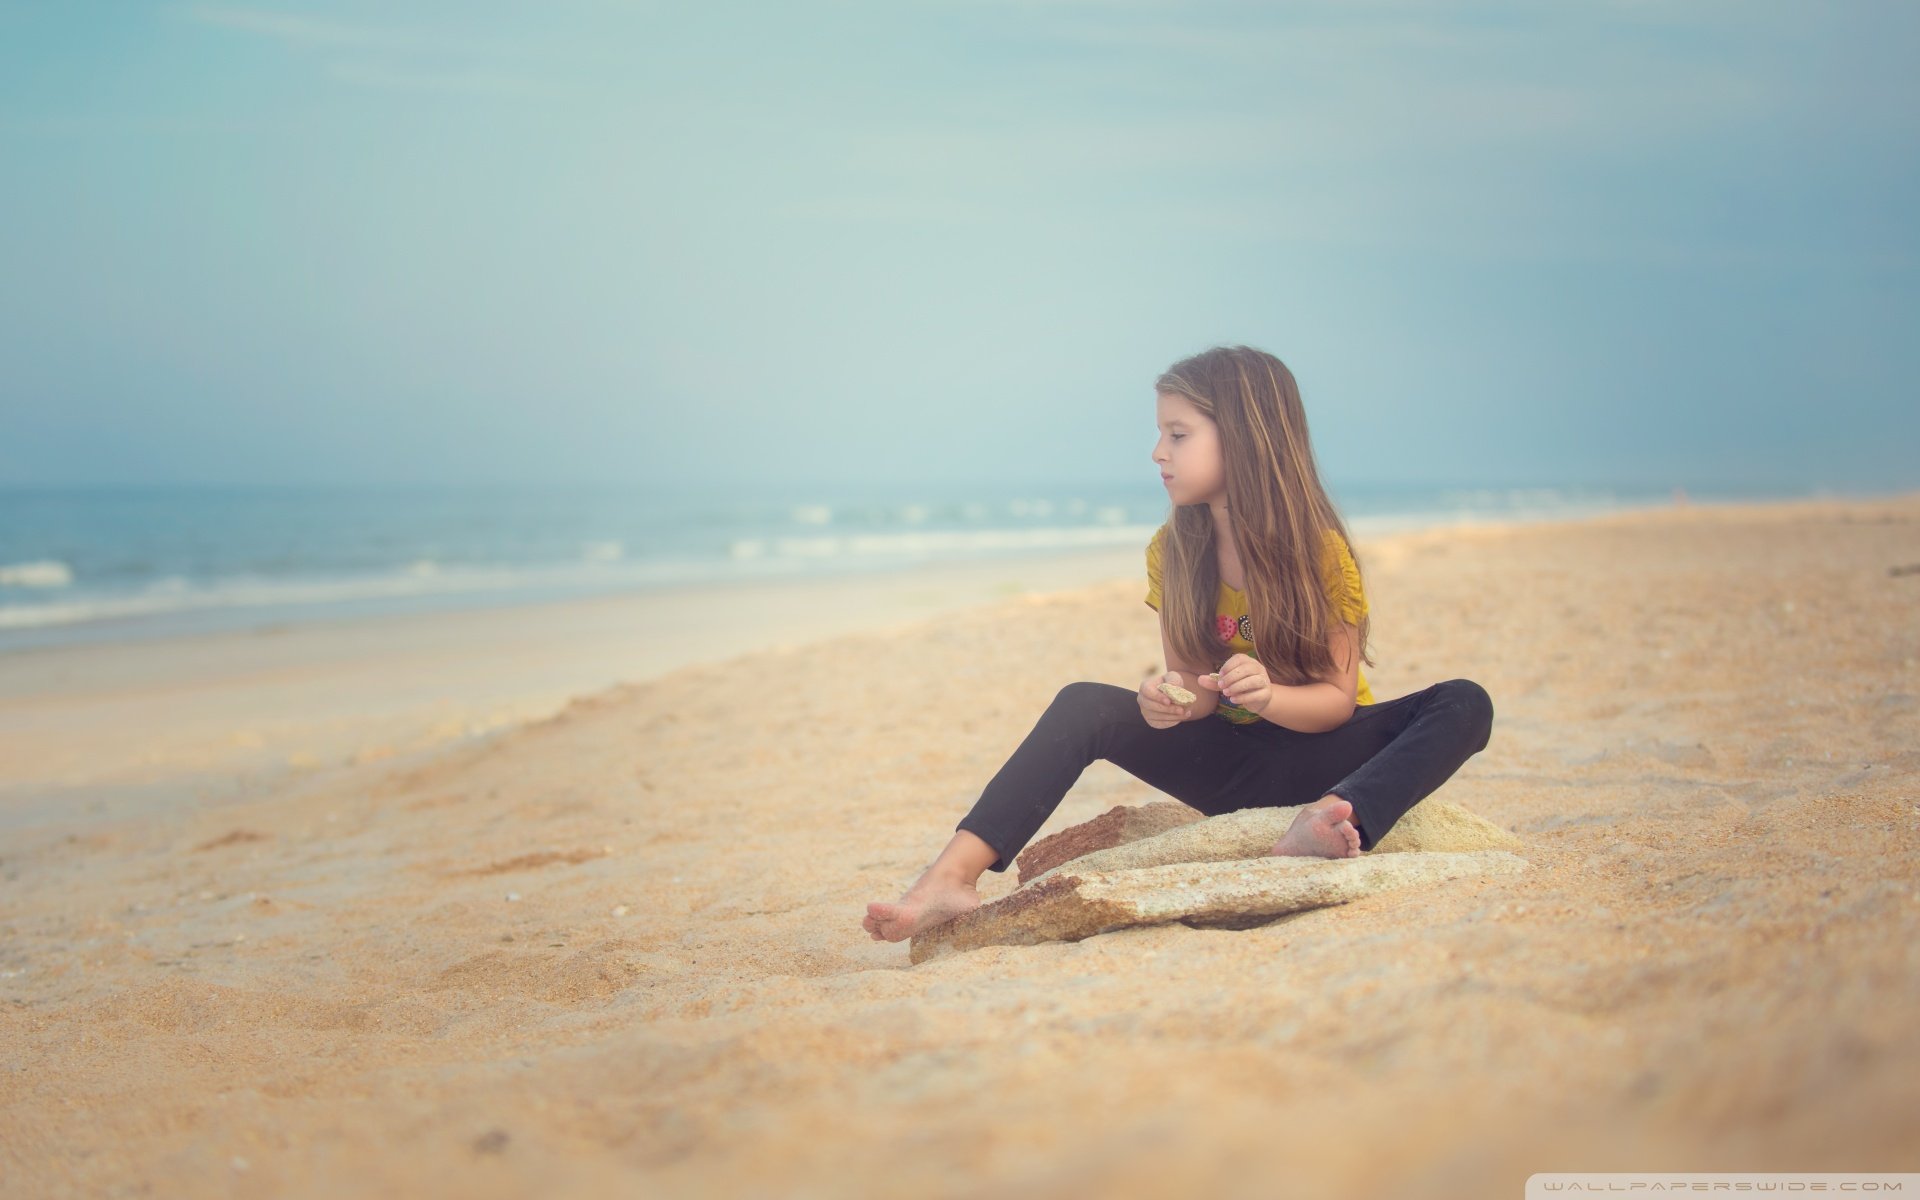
(1144, 527, 1165, 611)
(1319, 530, 1368, 626)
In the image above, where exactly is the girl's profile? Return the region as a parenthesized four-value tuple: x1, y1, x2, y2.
(863, 344, 1494, 944)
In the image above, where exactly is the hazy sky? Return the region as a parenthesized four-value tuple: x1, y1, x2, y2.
(1, 1, 1914, 493)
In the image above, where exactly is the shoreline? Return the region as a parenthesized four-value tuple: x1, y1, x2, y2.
(0, 483, 1851, 660)
(0, 540, 1151, 834)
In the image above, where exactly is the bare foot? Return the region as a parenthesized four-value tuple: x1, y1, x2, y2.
(1269, 796, 1363, 859)
(863, 872, 983, 942)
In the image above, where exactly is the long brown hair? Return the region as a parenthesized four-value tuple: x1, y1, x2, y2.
(1155, 344, 1374, 687)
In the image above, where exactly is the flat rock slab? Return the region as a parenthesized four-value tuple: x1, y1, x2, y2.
(1028, 799, 1520, 884)
(913, 800, 1525, 964)
(911, 848, 1530, 964)
(1014, 800, 1204, 883)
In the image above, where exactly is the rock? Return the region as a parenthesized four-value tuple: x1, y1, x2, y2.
(1025, 799, 1518, 885)
(912, 800, 1525, 963)
(910, 848, 1530, 964)
(1014, 801, 1205, 884)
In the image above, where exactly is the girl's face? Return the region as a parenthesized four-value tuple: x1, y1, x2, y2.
(1153, 391, 1225, 506)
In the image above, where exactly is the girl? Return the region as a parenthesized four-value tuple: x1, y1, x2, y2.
(863, 345, 1494, 943)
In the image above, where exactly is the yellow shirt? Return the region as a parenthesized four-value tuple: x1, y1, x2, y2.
(1145, 525, 1374, 723)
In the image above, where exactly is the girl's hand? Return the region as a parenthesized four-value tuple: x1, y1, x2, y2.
(1199, 653, 1271, 713)
(1138, 671, 1191, 730)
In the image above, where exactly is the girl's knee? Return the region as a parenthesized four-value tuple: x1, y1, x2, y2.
(1437, 678, 1494, 748)
(1048, 680, 1136, 731)
(1053, 680, 1130, 708)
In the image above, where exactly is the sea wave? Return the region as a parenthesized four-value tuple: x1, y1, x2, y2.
(0, 559, 74, 588)
(727, 523, 1159, 562)
(0, 524, 1161, 632)
(0, 562, 626, 630)
(774, 496, 1124, 529)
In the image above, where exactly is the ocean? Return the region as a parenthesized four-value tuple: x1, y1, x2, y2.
(0, 480, 1816, 654)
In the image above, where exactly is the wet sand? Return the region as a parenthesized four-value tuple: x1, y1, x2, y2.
(3, 492, 1918, 1198)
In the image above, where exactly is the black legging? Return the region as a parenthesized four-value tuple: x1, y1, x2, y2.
(955, 678, 1495, 872)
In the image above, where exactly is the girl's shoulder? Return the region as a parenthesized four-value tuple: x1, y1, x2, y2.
(1149, 524, 1353, 565)
(1318, 527, 1356, 562)
(1147, 523, 1169, 560)
(1150, 524, 1348, 560)
(1316, 528, 1368, 621)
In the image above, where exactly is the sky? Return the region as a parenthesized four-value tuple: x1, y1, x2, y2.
(0, 1, 1915, 495)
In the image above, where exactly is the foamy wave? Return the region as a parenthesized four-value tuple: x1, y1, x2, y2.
(727, 523, 1159, 563)
(776, 497, 1114, 529)
(0, 560, 74, 588)
(0, 562, 604, 631)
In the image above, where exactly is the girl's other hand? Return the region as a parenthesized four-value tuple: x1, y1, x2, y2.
(1198, 653, 1272, 712)
(1139, 671, 1190, 730)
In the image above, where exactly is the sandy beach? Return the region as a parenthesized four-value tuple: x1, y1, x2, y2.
(0, 547, 1148, 834)
(4, 492, 1918, 1198)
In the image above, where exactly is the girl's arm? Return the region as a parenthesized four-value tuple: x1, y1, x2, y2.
(1253, 621, 1361, 733)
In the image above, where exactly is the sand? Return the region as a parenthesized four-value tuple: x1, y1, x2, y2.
(3, 493, 1919, 1198)
(0, 547, 1146, 833)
